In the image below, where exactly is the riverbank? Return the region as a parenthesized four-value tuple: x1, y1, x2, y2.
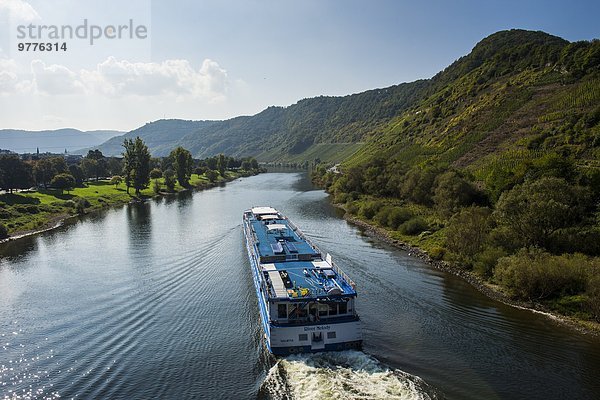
(335, 204, 600, 337)
(0, 170, 256, 243)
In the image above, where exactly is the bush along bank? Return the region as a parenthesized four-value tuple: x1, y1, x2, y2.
(311, 162, 600, 335)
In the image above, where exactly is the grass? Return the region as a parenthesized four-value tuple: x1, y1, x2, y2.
(0, 170, 248, 237)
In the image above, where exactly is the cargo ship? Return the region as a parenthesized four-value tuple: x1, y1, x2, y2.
(243, 206, 362, 355)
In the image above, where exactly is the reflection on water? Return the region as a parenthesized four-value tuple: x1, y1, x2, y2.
(1, 173, 599, 400)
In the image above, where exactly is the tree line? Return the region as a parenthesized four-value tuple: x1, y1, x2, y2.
(0, 137, 260, 196)
(312, 151, 600, 321)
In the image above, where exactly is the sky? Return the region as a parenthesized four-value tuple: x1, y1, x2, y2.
(0, 0, 599, 132)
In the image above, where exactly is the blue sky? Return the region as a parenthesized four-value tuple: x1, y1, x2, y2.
(0, 0, 599, 131)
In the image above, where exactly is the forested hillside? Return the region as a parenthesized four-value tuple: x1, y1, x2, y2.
(90, 82, 428, 160)
(313, 30, 600, 325)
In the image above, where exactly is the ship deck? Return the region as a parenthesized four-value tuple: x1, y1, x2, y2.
(261, 260, 357, 299)
(248, 217, 318, 259)
(246, 207, 357, 301)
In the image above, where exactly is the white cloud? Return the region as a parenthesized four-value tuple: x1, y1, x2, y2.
(0, 58, 32, 94)
(0, 0, 40, 22)
(31, 59, 86, 95)
(0, 56, 229, 100)
(81, 57, 229, 100)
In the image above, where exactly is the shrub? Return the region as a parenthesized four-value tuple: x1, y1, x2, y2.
(359, 200, 382, 219)
(586, 274, 600, 322)
(15, 204, 40, 214)
(429, 246, 445, 260)
(549, 295, 590, 319)
(153, 179, 161, 194)
(387, 207, 413, 229)
(75, 198, 91, 214)
(399, 217, 428, 235)
(63, 200, 76, 208)
(445, 206, 492, 260)
(334, 192, 350, 204)
(0, 223, 8, 239)
(346, 202, 359, 215)
(473, 246, 507, 278)
(205, 169, 218, 183)
(163, 169, 176, 192)
(373, 206, 392, 226)
(149, 168, 162, 180)
(494, 248, 589, 300)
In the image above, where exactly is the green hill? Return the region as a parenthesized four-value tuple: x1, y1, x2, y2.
(90, 81, 428, 160)
(313, 29, 600, 326)
(346, 30, 600, 170)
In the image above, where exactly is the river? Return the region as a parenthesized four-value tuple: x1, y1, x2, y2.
(1, 172, 599, 399)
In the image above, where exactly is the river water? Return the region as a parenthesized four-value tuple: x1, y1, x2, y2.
(1, 172, 599, 400)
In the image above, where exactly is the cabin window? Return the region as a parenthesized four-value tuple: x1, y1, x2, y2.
(327, 332, 336, 339)
(278, 304, 287, 319)
(318, 304, 328, 317)
(339, 302, 347, 314)
(328, 303, 338, 316)
(299, 334, 308, 341)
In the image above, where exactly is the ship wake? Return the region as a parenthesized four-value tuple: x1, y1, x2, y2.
(258, 350, 441, 400)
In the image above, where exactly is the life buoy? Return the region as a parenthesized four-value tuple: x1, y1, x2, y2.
(289, 347, 296, 354)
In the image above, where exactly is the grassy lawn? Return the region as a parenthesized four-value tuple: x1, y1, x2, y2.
(0, 170, 246, 237)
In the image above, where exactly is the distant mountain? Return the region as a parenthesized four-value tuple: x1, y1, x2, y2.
(88, 29, 599, 166)
(80, 119, 218, 157)
(90, 84, 427, 160)
(0, 128, 123, 154)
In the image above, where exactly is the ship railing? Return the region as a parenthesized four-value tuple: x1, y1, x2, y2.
(285, 218, 322, 254)
(330, 261, 356, 290)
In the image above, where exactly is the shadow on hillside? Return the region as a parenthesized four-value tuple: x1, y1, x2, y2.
(36, 189, 75, 200)
(0, 193, 41, 205)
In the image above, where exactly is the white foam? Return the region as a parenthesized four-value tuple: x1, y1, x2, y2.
(261, 350, 436, 400)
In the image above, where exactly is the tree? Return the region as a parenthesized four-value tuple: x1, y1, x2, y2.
(217, 153, 226, 177)
(445, 206, 493, 261)
(150, 168, 162, 180)
(0, 154, 33, 193)
(122, 137, 151, 196)
(433, 171, 480, 217)
(400, 167, 439, 205)
(51, 173, 75, 194)
(110, 175, 123, 188)
(50, 157, 67, 174)
(205, 169, 218, 182)
(241, 160, 252, 171)
(106, 157, 123, 176)
(206, 157, 218, 170)
(84, 150, 107, 181)
(80, 158, 97, 182)
(250, 158, 259, 170)
(87, 149, 104, 160)
(194, 166, 207, 176)
(150, 168, 162, 193)
(69, 164, 85, 185)
(494, 177, 590, 249)
(163, 169, 176, 192)
(169, 146, 193, 187)
(33, 158, 55, 188)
